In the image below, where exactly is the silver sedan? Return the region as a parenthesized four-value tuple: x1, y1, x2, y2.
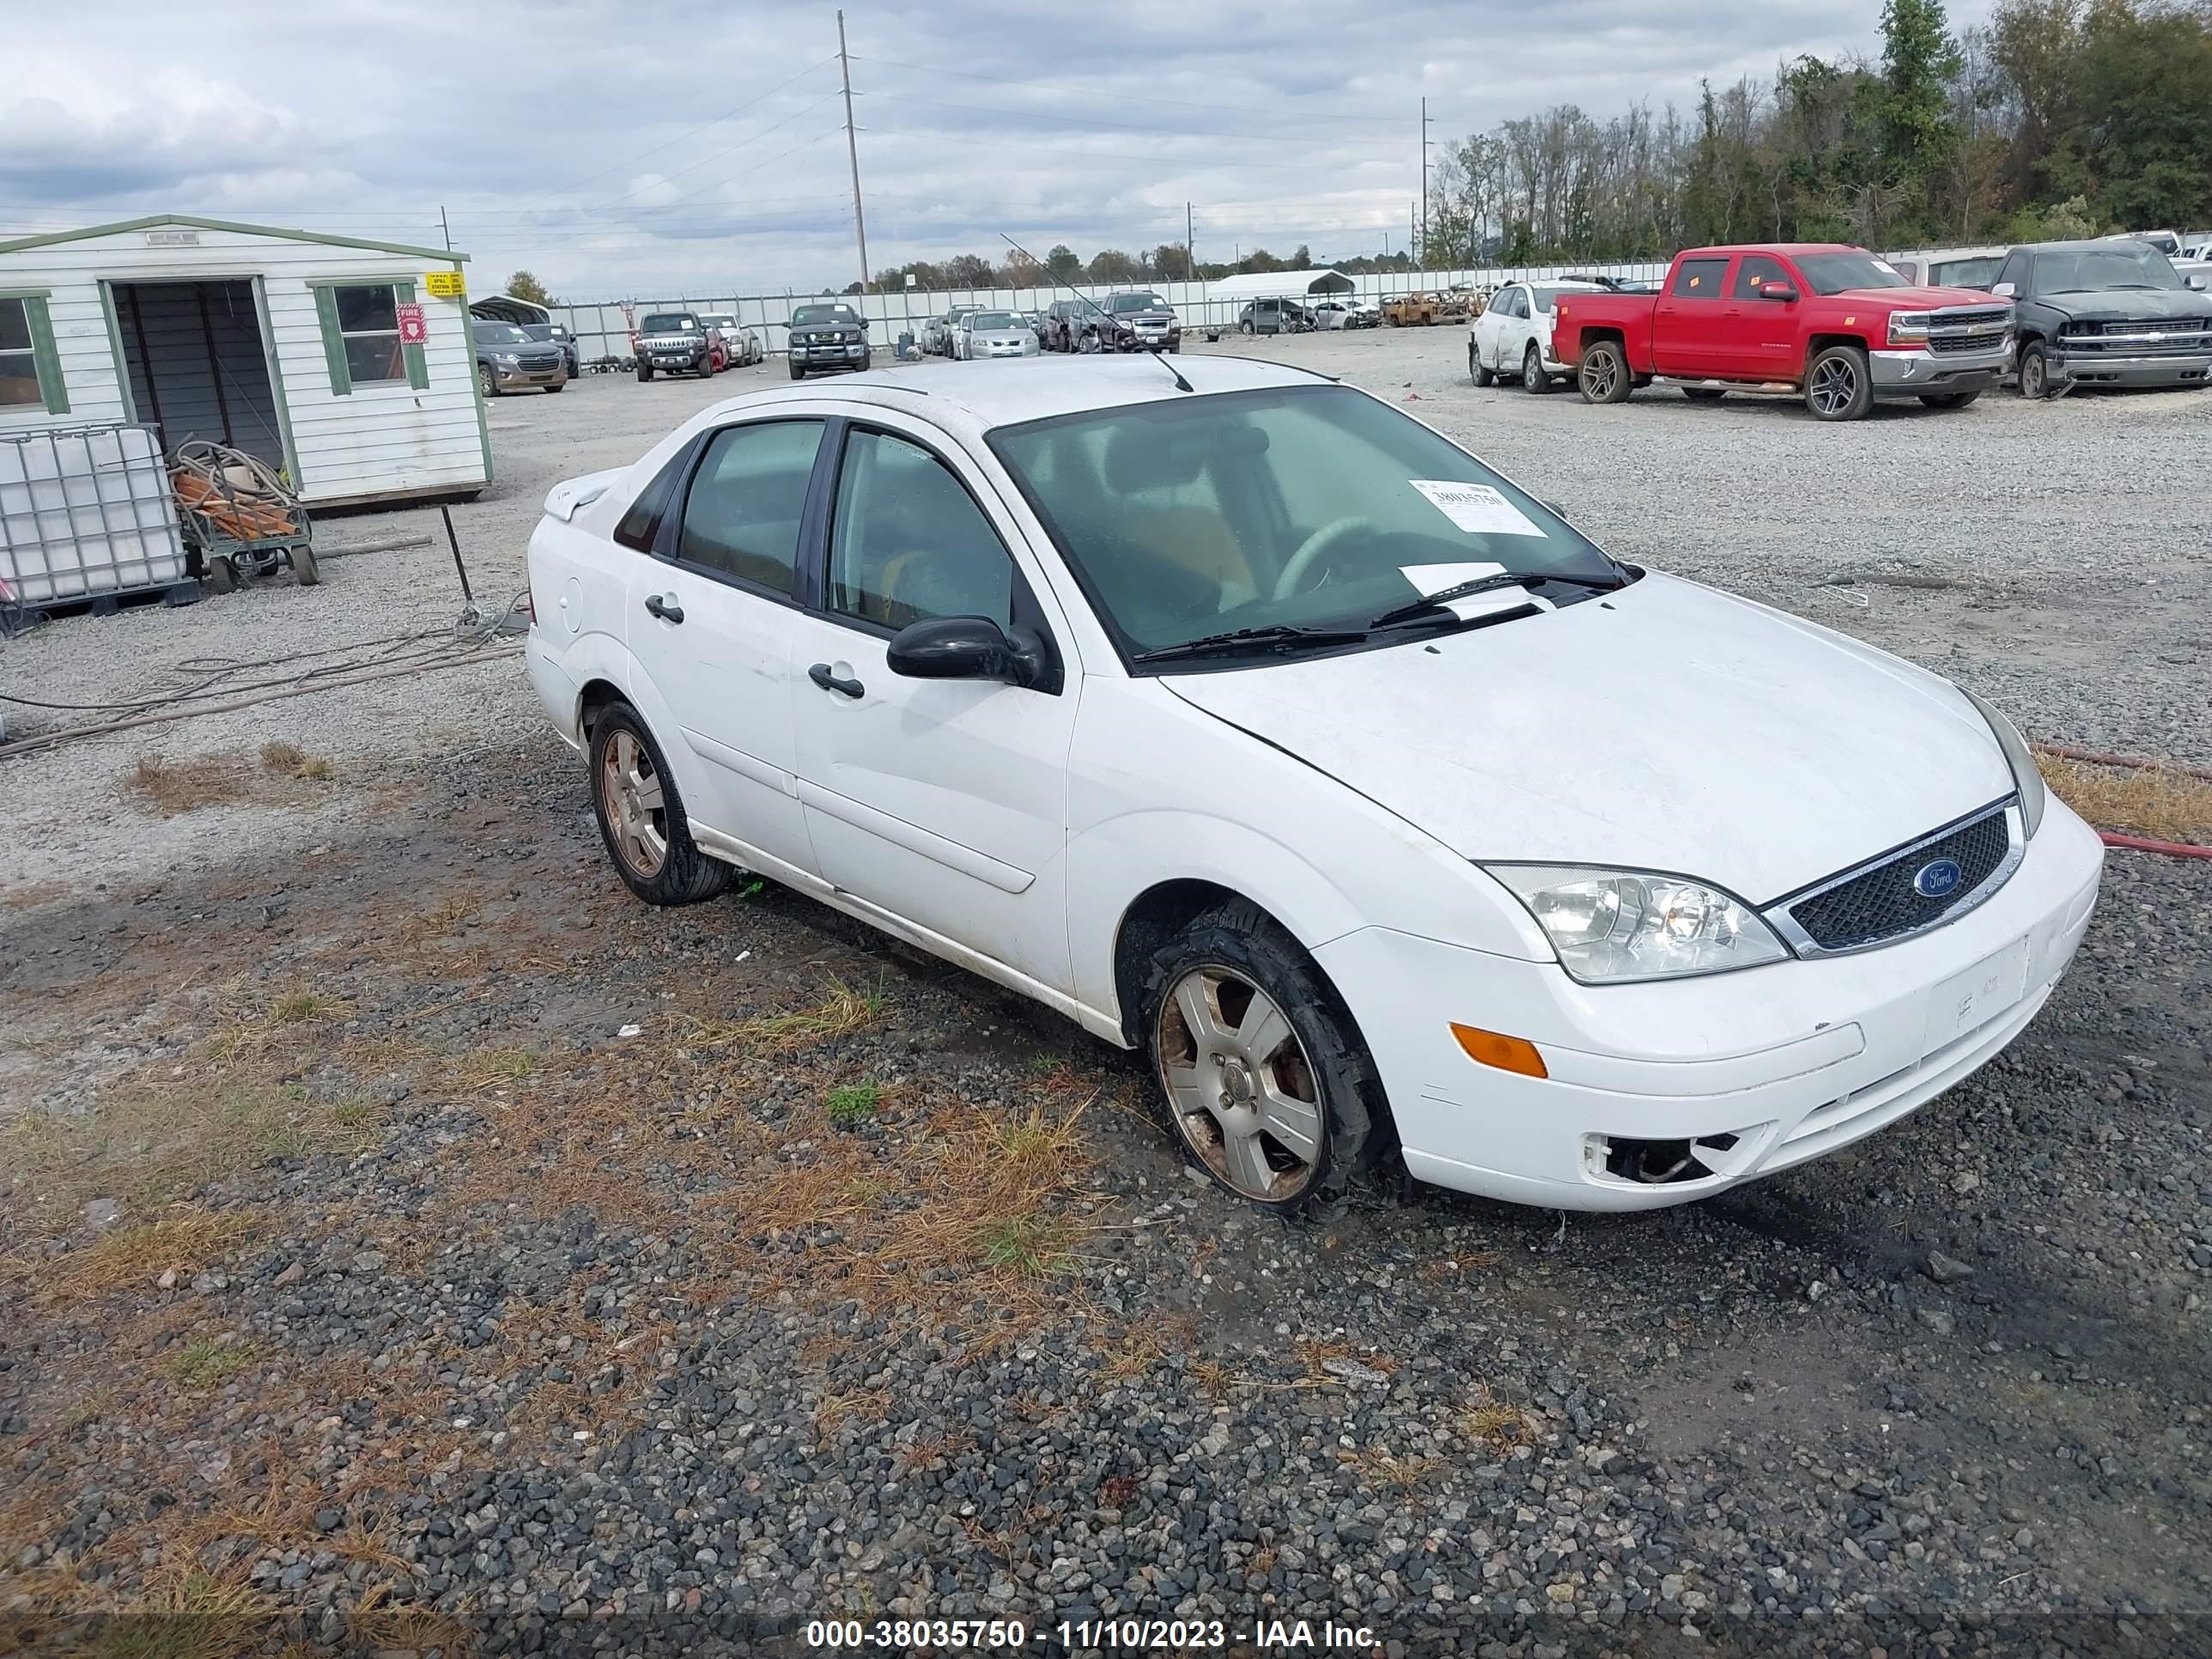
(955, 310, 1041, 361)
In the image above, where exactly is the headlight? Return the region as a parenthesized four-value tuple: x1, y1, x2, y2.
(1485, 865, 1790, 984)
(495, 353, 519, 365)
(1888, 312, 1932, 344)
(1960, 687, 2046, 838)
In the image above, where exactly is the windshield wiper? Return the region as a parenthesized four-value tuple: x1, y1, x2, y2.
(1130, 623, 1369, 664)
(1362, 570, 1620, 631)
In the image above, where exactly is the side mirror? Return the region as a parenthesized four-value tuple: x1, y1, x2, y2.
(885, 615, 1043, 687)
(2188, 275, 2208, 291)
(1759, 283, 1800, 302)
(1990, 282, 2016, 298)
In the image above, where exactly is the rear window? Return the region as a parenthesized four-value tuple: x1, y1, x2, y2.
(1670, 258, 1728, 297)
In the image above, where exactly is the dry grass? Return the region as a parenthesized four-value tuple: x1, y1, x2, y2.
(50, 1211, 255, 1298)
(127, 754, 251, 817)
(2039, 751, 2212, 845)
(4, 1082, 359, 1231)
(686, 977, 885, 1055)
(1462, 1395, 1539, 1451)
(257, 740, 304, 773)
(1339, 1443, 1442, 1492)
(161, 1336, 259, 1388)
(815, 1387, 892, 1438)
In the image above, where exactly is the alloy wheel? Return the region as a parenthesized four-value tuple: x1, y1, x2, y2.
(1810, 356, 1858, 416)
(1155, 966, 1324, 1202)
(1580, 349, 1620, 401)
(1523, 349, 1543, 390)
(600, 730, 668, 877)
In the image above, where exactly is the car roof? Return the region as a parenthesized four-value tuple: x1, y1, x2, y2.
(1678, 243, 1864, 258)
(695, 356, 1328, 434)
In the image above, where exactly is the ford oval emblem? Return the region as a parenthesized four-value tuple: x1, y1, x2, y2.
(1913, 858, 1965, 899)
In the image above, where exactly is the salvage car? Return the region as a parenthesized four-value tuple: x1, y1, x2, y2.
(786, 302, 871, 380)
(520, 321, 582, 379)
(1555, 244, 2013, 419)
(1080, 291, 1182, 353)
(1990, 240, 2212, 397)
(700, 313, 763, 368)
(633, 312, 715, 381)
(1469, 278, 1611, 391)
(472, 320, 568, 396)
(955, 310, 1041, 360)
(524, 357, 2102, 1216)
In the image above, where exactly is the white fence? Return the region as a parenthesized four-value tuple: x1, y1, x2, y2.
(550, 261, 1677, 364)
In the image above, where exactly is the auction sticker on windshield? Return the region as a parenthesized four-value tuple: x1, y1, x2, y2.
(1408, 480, 1544, 537)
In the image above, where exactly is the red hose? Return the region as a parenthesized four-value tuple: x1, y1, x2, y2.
(2099, 831, 2212, 860)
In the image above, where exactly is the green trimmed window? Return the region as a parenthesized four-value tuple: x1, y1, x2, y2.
(0, 295, 66, 413)
(313, 281, 428, 394)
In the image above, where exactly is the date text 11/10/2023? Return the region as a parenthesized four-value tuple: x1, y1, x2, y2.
(803, 1616, 1382, 1651)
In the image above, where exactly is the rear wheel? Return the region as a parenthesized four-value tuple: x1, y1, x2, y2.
(588, 704, 732, 908)
(1522, 343, 1551, 392)
(1805, 344, 1872, 421)
(1682, 387, 1725, 403)
(1577, 339, 1630, 404)
(1139, 899, 1385, 1218)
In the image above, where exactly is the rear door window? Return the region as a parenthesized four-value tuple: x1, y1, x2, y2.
(674, 420, 825, 595)
(613, 449, 691, 553)
(1670, 258, 1729, 298)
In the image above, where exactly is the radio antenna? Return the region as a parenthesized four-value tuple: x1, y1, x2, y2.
(999, 233, 1191, 392)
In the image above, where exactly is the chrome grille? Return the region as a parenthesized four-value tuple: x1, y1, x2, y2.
(1928, 327, 2008, 355)
(1772, 803, 2016, 954)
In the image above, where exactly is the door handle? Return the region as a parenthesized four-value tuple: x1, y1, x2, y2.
(808, 662, 865, 699)
(644, 593, 684, 624)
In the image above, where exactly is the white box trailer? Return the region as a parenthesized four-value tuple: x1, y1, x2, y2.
(0, 215, 491, 513)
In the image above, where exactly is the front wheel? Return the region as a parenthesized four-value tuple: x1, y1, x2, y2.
(1140, 899, 1386, 1218)
(1577, 339, 1630, 404)
(788, 358, 805, 380)
(478, 365, 497, 398)
(637, 364, 653, 382)
(1804, 344, 1872, 421)
(1471, 343, 1495, 387)
(858, 351, 872, 373)
(1522, 344, 1552, 392)
(544, 379, 565, 394)
(2018, 343, 2051, 400)
(588, 704, 732, 908)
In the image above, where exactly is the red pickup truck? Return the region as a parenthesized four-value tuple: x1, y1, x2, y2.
(1553, 244, 2014, 421)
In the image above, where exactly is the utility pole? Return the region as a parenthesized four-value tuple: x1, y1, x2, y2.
(1419, 97, 1431, 262)
(1186, 201, 1195, 276)
(439, 206, 452, 252)
(836, 10, 870, 292)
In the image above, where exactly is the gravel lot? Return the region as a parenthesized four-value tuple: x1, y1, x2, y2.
(3, 330, 2209, 1656)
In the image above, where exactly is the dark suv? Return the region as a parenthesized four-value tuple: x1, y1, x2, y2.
(1995, 239, 2212, 397)
(787, 302, 871, 379)
(635, 312, 714, 381)
(1082, 291, 1181, 353)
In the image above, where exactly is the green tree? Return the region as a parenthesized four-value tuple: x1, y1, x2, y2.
(1087, 248, 1141, 282)
(505, 270, 556, 307)
(943, 253, 997, 289)
(1044, 244, 1082, 281)
(1880, 0, 1966, 207)
(1150, 244, 1194, 280)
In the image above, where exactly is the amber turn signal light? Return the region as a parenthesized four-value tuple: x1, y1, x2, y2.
(1449, 1024, 1548, 1079)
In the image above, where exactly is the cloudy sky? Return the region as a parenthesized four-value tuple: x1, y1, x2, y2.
(4, 0, 1987, 300)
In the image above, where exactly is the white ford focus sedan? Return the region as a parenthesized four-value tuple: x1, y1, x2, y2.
(524, 357, 2103, 1216)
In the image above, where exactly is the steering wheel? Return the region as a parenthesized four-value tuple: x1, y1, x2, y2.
(1273, 517, 1382, 602)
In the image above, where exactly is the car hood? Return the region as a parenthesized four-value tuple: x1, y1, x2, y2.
(1159, 572, 2014, 904)
(2035, 287, 2212, 321)
(973, 329, 1031, 344)
(1837, 283, 2002, 309)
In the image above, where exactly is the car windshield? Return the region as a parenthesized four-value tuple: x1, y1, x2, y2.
(1929, 257, 2003, 289)
(1795, 252, 1911, 295)
(2036, 246, 2182, 293)
(988, 385, 1620, 660)
(793, 305, 860, 325)
(968, 312, 1019, 330)
(1109, 294, 1166, 312)
(520, 325, 553, 339)
(473, 323, 529, 344)
(641, 313, 697, 332)
(701, 316, 734, 329)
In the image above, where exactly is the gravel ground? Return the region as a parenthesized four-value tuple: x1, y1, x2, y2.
(2, 331, 2209, 1657)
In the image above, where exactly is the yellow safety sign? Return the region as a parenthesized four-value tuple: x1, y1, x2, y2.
(424, 270, 466, 299)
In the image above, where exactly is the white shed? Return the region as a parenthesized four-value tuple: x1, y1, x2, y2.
(0, 214, 490, 511)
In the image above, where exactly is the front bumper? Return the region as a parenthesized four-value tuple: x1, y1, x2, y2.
(492, 362, 567, 389)
(1113, 329, 1181, 352)
(1314, 800, 2105, 1212)
(2049, 346, 2212, 388)
(1869, 340, 2009, 397)
(792, 340, 868, 365)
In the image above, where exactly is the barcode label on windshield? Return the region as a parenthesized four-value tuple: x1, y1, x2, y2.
(1408, 480, 1545, 538)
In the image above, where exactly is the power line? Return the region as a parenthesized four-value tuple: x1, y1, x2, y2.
(849, 54, 1408, 124)
(865, 89, 1408, 150)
